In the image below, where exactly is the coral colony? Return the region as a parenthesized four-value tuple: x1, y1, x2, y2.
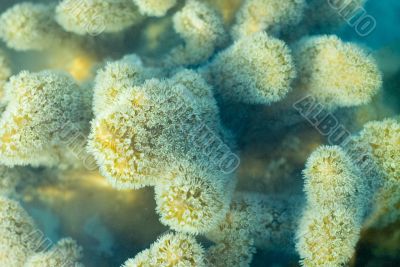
(0, 0, 398, 267)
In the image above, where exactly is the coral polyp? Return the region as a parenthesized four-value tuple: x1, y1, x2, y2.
(302, 146, 362, 209)
(231, 0, 306, 39)
(293, 35, 382, 109)
(296, 146, 366, 266)
(92, 54, 159, 115)
(356, 118, 400, 226)
(166, 0, 227, 66)
(0, 0, 398, 266)
(0, 197, 37, 266)
(88, 106, 158, 189)
(0, 2, 68, 51)
(25, 238, 84, 267)
(0, 70, 92, 167)
(123, 232, 206, 267)
(0, 197, 83, 267)
(205, 32, 296, 104)
(89, 72, 233, 191)
(296, 208, 361, 267)
(56, 0, 143, 35)
(155, 161, 234, 234)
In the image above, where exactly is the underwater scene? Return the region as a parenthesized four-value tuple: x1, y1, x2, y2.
(0, 0, 399, 266)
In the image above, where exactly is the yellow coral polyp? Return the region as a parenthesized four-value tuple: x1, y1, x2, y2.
(357, 118, 400, 226)
(359, 119, 400, 181)
(0, 113, 31, 158)
(130, 91, 148, 107)
(0, 197, 37, 266)
(296, 144, 375, 267)
(296, 208, 360, 267)
(294, 35, 382, 109)
(155, 167, 232, 234)
(56, 0, 143, 35)
(94, 119, 120, 153)
(232, 0, 306, 39)
(89, 110, 154, 190)
(166, 0, 227, 66)
(92, 55, 154, 115)
(303, 146, 362, 209)
(0, 70, 92, 167)
(151, 233, 205, 266)
(0, 2, 68, 51)
(0, 128, 18, 149)
(89, 74, 233, 195)
(207, 32, 296, 104)
(122, 249, 151, 267)
(123, 233, 206, 267)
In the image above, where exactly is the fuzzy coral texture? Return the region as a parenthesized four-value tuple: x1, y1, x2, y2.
(0, 0, 398, 267)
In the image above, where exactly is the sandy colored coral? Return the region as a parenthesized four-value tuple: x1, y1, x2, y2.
(205, 204, 254, 266)
(122, 249, 151, 267)
(168, 69, 221, 130)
